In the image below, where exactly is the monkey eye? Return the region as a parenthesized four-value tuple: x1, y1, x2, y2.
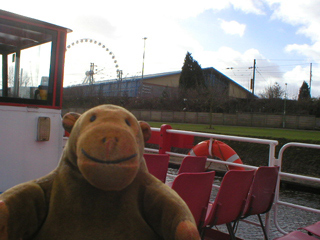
(125, 119, 131, 126)
(90, 115, 96, 122)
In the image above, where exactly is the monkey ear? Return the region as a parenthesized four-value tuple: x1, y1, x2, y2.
(139, 121, 151, 142)
(62, 112, 81, 134)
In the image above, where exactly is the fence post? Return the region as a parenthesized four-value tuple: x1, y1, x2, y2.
(159, 124, 172, 154)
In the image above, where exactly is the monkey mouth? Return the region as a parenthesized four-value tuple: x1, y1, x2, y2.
(81, 149, 137, 164)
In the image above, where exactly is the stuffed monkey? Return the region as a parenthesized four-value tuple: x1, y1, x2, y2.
(0, 104, 200, 240)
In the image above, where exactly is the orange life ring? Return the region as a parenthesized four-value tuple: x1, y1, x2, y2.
(189, 139, 245, 170)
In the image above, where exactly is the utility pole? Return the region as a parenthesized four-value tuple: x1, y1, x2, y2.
(250, 59, 256, 95)
(283, 83, 287, 128)
(142, 37, 147, 80)
(310, 63, 312, 97)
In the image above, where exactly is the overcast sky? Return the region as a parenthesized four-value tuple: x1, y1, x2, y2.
(2, 0, 320, 99)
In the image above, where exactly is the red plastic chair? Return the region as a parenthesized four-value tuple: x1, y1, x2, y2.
(235, 166, 279, 239)
(166, 155, 207, 187)
(299, 221, 320, 237)
(171, 171, 216, 228)
(201, 170, 255, 240)
(274, 231, 318, 240)
(178, 155, 207, 174)
(144, 153, 169, 183)
(274, 221, 320, 240)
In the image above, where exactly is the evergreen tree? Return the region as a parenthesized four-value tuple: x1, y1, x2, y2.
(298, 81, 311, 101)
(179, 52, 205, 90)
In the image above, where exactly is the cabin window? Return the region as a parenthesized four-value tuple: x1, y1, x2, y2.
(0, 19, 57, 106)
(4, 42, 51, 100)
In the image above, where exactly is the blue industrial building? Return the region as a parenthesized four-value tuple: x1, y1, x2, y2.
(63, 67, 253, 99)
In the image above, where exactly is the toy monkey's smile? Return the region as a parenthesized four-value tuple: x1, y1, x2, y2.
(81, 149, 137, 164)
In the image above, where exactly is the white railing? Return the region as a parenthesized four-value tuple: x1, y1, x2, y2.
(145, 127, 320, 238)
(274, 142, 320, 235)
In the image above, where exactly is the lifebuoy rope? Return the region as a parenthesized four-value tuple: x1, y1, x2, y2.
(208, 138, 213, 157)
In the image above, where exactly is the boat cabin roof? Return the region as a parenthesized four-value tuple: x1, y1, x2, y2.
(0, 9, 72, 54)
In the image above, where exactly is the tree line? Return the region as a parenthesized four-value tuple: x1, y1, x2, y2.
(63, 52, 320, 117)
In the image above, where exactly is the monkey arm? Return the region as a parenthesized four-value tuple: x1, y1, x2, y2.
(142, 180, 200, 240)
(0, 181, 50, 240)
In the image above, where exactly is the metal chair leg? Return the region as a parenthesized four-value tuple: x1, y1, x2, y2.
(257, 214, 269, 240)
(226, 222, 237, 240)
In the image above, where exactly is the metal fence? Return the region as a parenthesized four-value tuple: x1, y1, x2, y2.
(132, 110, 320, 130)
(61, 108, 320, 130)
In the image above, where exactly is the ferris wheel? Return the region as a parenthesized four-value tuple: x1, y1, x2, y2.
(65, 38, 121, 85)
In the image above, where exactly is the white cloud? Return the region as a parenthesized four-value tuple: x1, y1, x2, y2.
(219, 19, 246, 37)
(290, 66, 320, 98)
(285, 42, 320, 61)
(266, 0, 320, 41)
(263, 0, 320, 97)
(283, 65, 310, 97)
(231, 0, 266, 15)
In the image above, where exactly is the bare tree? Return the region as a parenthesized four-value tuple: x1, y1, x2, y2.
(259, 82, 284, 99)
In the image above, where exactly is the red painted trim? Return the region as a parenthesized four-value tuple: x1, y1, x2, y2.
(52, 31, 60, 107)
(0, 12, 70, 33)
(59, 35, 67, 108)
(0, 102, 60, 109)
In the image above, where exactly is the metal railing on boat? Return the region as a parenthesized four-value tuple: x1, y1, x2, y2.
(145, 125, 320, 238)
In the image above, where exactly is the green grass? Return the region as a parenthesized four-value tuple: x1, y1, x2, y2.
(148, 122, 320, 141)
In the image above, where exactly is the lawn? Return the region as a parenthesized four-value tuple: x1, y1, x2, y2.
(147, 122, 320, 142)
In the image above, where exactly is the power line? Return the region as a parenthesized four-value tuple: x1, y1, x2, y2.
(256, 58, 319, 62)
(255, 68, 268, 82)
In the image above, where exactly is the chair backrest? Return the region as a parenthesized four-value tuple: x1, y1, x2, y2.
(171, 171, 216, 227)
(144, 153, 169, 183)
(243, 166, 279, 217)
(178, 155, 207, 174)
(204, 170, 255, 227)
(299, 221, 320, 237)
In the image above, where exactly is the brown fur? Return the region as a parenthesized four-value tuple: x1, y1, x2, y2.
(0, 104, 200, 240)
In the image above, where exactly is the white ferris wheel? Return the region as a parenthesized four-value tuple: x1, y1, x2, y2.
(65, 38, 121, 86)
